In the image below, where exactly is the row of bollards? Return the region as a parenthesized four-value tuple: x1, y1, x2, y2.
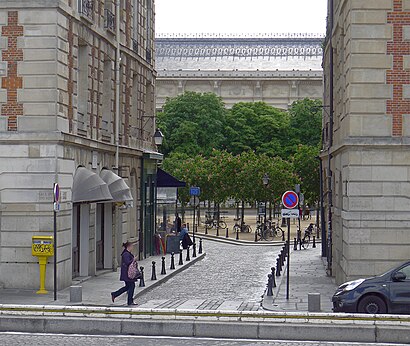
(139, 238, 204, 288)
(266, 241, 289, 296)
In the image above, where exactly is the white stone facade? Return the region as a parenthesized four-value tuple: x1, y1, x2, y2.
(0, 0, 158, 290)
(323, 0, 410, 284)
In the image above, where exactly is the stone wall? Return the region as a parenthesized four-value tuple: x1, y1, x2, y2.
(156, 70, 323, 110)
(0, 0, 157, 289)
(323, 0, 410, 284)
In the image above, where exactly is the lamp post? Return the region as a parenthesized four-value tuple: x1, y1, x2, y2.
(262, 174, 269, 238)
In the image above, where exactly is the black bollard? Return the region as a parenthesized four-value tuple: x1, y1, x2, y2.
(161, 256, 166, 275)
(199, 238, 203, 254)
(236, 228, 239, 240)
(226, 227, 229, 238)
(216, 226, 219, 237)
(271, 267, 277, 287)
(276, 258, 281, 276)
(254, 229, 258, 242)
(170, 252, 175, 270)
(299, 237, 302, 250)
(313, 236, 316, 248)
(192, 242, 197, 258)
(178, 250, 183, 265)
(151, 261, 157, 280)
(285, 240, 289, 257)
(282, 230, 285, 241)
(267, 274, 273, 296)
(186, 246, 190, 261)
(205, 225, 208, 235)
(294, 237, 297, 251)
(139, 266, 145, 287)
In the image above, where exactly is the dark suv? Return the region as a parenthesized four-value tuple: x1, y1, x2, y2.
(332, 261, 410, 314)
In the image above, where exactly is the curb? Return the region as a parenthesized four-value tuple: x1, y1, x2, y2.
(194, 232, 285, 247)
(1, 305, 410, 343)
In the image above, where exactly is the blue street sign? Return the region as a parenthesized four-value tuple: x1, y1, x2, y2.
(190, 186, 201, 196)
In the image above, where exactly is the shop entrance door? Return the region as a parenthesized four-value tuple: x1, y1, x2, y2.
(96, 204, 104, 270)
(72, 204, 80, 278)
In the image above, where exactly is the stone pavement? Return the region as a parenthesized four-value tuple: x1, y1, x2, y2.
(0, 250, 206, 307)
(263, 243, 337, 312)
(2, 333, 409, 346)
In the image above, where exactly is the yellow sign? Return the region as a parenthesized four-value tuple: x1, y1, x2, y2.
(32, 236, 54, 257)
(32, 235, 54, 294)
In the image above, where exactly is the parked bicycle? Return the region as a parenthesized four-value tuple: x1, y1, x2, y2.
(256, 220, 283, 241)
(203, 215, 227, 229)
(300, 223, 314, 249)
(233, 221, 252, 233)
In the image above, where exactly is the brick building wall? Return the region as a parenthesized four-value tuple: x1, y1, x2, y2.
(323, 0, 410, 284)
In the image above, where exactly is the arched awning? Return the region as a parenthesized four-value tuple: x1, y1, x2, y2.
(72, 166, 113, 203)
(100, 168, 133, 203)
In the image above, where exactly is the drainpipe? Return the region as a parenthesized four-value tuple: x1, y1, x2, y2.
(327, 0, 334, 276)
(112, 0, 121, 270)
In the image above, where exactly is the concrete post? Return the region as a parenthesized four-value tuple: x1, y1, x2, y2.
(308, 293, 321, 312)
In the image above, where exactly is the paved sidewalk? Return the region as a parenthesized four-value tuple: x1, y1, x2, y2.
(138, 299, 260, 311)
(263, 243, 337, 312)
(0, 250, 205, 307)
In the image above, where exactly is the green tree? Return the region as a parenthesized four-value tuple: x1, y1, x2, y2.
(157, 92, 227, 156)
(292, 145, 320, 205)
(288, 98, 322, 150)
(224, 102, 289, 157)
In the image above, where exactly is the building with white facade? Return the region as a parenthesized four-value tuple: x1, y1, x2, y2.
(0, 0, 159, 290)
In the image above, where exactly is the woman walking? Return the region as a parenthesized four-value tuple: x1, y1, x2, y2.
(111, 241, 138, 306)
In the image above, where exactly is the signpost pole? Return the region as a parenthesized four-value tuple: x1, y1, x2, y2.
(53, 183, 58, 301)
(286, 217, 290, 300)
(193, 195, 196, 244)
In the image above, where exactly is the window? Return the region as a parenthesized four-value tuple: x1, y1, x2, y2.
(77, 43, 89, 135)
(102, 59, 113, 138)
(399, 265, 410, 280)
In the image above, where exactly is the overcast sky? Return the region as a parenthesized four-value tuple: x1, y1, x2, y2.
(155, 0, 327, 35)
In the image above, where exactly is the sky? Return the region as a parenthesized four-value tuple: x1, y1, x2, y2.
(155, 0, 327, 35)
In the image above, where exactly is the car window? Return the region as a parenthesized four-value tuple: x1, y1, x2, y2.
(399, 264, 410, 280)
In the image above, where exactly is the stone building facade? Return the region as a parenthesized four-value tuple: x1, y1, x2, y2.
(323, 0, 410, 284)
(155, 35, 324, 110)
(0, 0, 158, 290)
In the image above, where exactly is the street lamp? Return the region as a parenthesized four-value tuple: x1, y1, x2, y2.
(262, 174, 269, 237)
(153, 128, 164, 146)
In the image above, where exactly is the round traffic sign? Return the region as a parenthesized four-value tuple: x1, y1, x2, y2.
(53, 183, 60, 203)
(282, 190, 298, 209)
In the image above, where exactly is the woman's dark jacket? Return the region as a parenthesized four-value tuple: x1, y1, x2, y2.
(120, 249, 134, 282)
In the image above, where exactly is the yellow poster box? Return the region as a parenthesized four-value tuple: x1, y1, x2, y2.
(32, 236, 54, 294)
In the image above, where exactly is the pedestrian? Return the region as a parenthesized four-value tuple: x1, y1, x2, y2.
(111, 241, 138, 306)
(179, 223, 192, 249)
(175, 213, 182, 233)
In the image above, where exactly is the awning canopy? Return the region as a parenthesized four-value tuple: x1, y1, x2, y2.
(72, 166, 113, 203)
(100, 169, 133, 203)
(156, 168, 186, 188)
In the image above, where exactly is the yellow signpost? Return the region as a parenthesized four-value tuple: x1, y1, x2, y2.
(32, 236, 54, 294)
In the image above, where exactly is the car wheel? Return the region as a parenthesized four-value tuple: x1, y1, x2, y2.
(358, 295, 387, 314)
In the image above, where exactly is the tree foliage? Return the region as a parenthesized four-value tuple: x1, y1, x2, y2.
(157, 92, 226, 157)
(158, 92, 322, 204)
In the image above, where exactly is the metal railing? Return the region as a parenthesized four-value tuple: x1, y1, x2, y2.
(104, 8, 115, 32)
(78, 0, 93, 21)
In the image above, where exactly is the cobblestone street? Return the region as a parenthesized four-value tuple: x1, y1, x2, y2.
(137, 240, 279, 306)
(0, 333, 407, 346)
